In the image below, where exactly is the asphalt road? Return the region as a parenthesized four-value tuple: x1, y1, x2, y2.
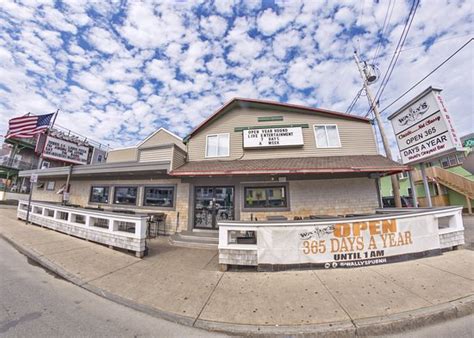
(0, 237, 225, 337)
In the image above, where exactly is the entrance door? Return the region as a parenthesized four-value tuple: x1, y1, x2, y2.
(194, 186, 234, 229)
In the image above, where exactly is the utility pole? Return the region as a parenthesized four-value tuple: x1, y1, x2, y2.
(353, 50, 402, 208)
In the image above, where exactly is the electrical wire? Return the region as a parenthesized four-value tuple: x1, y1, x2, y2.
(374, 0, 419, 101)
(345, 87, 364, 114)
(379, 38, 473, 115)
(373, 32, 473, 61)
(366, 0, 420, 117)
(371, 0, 396, 63)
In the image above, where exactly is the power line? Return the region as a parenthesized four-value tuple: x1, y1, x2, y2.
(366, 0, 420, 117)
(371, 0, 396, 63)
(345, 87, 364, 114)
(379, 38, 473, 115)
(373, 33, 473, 61)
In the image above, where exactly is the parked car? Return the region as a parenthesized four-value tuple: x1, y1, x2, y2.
(382, 196, 413, 208)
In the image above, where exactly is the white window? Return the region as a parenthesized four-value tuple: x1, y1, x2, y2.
(206, 133, 229, 157)
(314, 125, 341, 148)
(398, 171, 408, 179)
(46, 181, 55, 191)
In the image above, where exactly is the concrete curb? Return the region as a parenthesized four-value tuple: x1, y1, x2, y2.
(1, 232, 473, 336)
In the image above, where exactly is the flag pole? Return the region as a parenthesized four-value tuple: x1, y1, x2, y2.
(37, 109, 59, 169)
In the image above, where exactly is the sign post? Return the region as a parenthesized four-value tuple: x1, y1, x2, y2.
(25, 174, 37, 224)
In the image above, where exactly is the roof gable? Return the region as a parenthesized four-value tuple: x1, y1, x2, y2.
(184, 98, 371, 142)
(138, 127, 183, 148)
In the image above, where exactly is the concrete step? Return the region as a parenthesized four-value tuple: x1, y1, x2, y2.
(169, 232, 218, 249)
(178, 230, 219, 242)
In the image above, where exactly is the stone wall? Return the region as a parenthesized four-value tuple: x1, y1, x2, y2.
(219, 248, 257, 266)
(439, 230, 465, 249)
(240, 177, 379, 221)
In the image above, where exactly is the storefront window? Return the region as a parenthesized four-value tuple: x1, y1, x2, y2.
(244, 186, 287, 208)
(143, 186, 175, 207)
(113, 186, 137, 205)
(90, 186, 109, 203)
(206, 133, 229, 157)
(314, 125, 341, 148)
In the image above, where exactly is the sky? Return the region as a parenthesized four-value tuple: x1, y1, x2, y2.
(0, 0, 472, 153)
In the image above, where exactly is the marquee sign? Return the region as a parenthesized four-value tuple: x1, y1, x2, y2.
(257, 214, 440, 268)
(388, 87, 462, 164)
(42, 135, 90, 165)
(243, 127, 304, 148)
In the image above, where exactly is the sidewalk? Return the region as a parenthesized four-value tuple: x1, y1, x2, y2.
(0, 208, 472, 336)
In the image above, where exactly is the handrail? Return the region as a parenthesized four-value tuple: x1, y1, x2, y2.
(0, 156, 38, 170)
(412, 166, 474, 197)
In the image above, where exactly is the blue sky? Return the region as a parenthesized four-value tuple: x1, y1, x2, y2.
(0, 0, 472, 152)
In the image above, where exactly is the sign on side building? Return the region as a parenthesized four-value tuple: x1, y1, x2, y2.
(42, 135, 90, 165)
(388, 87, 463, 164)
(243, 127, 304, 148)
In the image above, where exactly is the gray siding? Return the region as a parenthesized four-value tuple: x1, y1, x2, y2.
(187, 107, 378, 161)
(138, 147, 172, 163)
(172, 147, 187, 169)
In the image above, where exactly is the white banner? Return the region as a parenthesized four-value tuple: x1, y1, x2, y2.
(42, 135, 90, 165)
(257, 215, 440, 268)
(389, 88, 462, 164)
(243, 127, 304, 148)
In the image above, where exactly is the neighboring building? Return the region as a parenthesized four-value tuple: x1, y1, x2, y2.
(0, 125, 108, 198)
(381, 133, 474, 213)
(19, 98, 407, 234)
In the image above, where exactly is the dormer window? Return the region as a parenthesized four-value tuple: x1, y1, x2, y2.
(314, 125, 341, 148)
(206, 133, 230, 157)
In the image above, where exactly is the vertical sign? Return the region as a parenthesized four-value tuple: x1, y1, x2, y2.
(388, 87, 463, 164)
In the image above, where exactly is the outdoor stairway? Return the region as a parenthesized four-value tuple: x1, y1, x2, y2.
(169, 230, 219, 249)
(413, 166, 473, 213)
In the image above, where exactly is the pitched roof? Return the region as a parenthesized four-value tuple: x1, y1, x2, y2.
(184, 98, 371, 141)
(170, 155, 408, 176)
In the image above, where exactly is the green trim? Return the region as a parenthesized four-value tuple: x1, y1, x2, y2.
(4, 138, 36, 150)
(257, 116, 283, 122)
(234, 124, 309, 132)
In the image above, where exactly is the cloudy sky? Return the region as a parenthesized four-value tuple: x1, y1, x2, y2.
(0, 0, 472, 152)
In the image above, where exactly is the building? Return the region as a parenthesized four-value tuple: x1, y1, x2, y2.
(0, 125, 108, 199)
(19, 98, 408, 235)
(380, 133, 473, 213)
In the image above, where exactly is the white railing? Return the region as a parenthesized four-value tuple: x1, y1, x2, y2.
(17, 201, 148, 257)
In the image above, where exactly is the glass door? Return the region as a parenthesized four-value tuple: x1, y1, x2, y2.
(194, 186, 234, 229)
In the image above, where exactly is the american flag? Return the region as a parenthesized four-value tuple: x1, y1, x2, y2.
(5, 113, 55, 139)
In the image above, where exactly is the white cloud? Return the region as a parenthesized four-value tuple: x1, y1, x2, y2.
(74, 72, 108, 93)
(0, 0, 471, 152)
(257, 8, 295, 36)
(88, 27, 124, 54)
(200, 15, 228, 38)
(286, 58, 317, 89)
